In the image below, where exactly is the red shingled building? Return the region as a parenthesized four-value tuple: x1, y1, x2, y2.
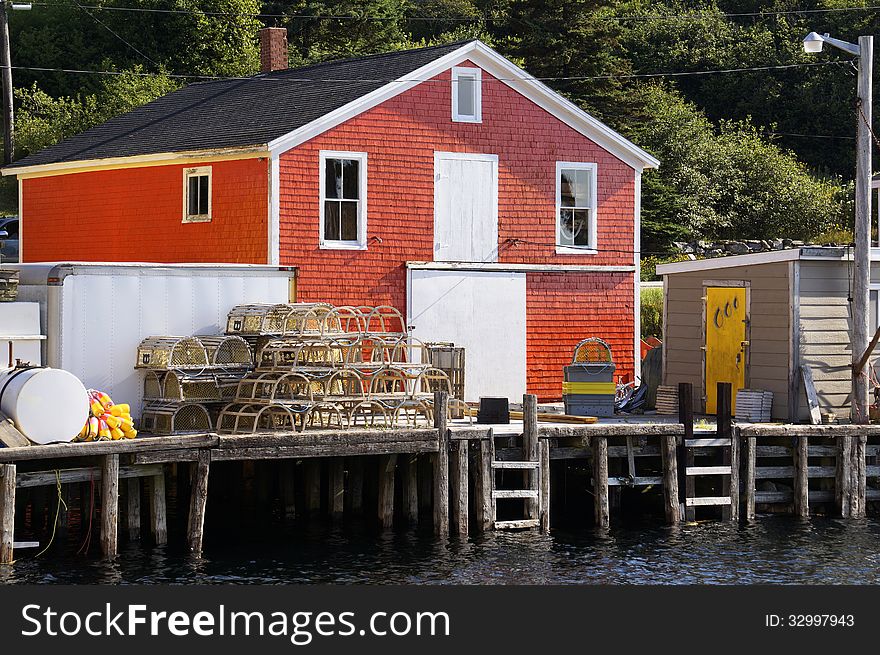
(3, 33, 659, 401)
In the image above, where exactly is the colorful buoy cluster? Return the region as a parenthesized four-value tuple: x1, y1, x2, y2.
(75, 389, 137, 441)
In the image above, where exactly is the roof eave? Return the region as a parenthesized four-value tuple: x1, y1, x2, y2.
(2, 144, 271, 178)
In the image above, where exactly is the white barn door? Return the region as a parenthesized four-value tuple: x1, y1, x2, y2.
(408, 269, 526, 402)
(434, 152, 498, 262)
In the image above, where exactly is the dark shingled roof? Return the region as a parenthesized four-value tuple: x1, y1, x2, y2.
(9, 40, 472, 169)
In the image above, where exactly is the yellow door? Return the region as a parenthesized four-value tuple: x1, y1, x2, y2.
(705, 287, 747, 414)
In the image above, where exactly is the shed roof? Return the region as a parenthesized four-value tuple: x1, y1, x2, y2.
(655, 247, 851, 275)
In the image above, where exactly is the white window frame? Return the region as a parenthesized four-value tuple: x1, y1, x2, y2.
(319, 150, 368, 250)
(451, 66, 482, 123)
(555, 161, 598, 255)
(182, 166, 212, 223)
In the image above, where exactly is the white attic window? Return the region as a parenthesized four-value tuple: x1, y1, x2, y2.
(452, 66, 481, 123)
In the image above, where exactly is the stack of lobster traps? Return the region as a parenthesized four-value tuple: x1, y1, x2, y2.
(136, 335, 254, 434)
(217, 303, 459, 434)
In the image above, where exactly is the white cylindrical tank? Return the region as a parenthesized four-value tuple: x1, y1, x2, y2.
(0, 367, 89, 444)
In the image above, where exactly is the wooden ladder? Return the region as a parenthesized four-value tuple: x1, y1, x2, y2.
(679, 381, 739, 521)
(491, 458, 541, 530)
(485, 407, 548, 531)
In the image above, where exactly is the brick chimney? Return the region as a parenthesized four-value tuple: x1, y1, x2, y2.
(259, 27, 288, 73)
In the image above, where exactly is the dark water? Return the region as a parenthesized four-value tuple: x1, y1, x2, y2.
(4, 517, 880, 585)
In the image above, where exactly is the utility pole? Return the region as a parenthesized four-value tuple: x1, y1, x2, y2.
(853, 35, 873, 425)
(851, 35, 872, 517)
(804, 31, 872, 518)
(0, 1, 13, 165)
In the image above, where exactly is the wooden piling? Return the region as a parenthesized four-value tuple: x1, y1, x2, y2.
(592, 436, 609, 530)
(418, 455, 432, 515)
(716, 383, 734, 521)
(305, 460, 321, 515)
(523, 394, 539, 520)
(660, 433, 680, 524)
(281, 460, 296, 519)
(476, 429, 494, 532)
(794, 435, 809, 519)
(745, 436, 756, 520)
(851, 435, 867, 519)
(678, 383, 695, 521)
(539, 439, 550, 533)
(450, 440, 468, 537)
(378, 454, 397, 529)
(347, 458, 364, 514)
(126, 478, 141, 541)
(100, 454, 119, 559)
(328, 458, 345, 520)
(149, 470, 168, 546)
(729, 426, 740, 522)
(433, 390, 450, 537)
(187, 450, 210, 555)
(0, 464, 14, 564)
(836, 435, 852, 517)
(401, 455, 419, 524)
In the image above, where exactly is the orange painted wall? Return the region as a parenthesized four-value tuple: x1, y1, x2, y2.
(21, 157, 269, 263)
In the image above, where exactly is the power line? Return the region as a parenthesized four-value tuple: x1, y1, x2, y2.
(768, 131, 856, 140)
(11, 59, 849, 83)
(23, 1, 880, 22)
(69, 0, 159, 67)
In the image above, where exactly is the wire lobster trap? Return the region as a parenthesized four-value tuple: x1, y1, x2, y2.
(256, 337, 357, 371)
(234, 371, 320, 404)
(140, 402, 214, 435)
(564, 337, 616, 417)
(225, 302, 335, 337)
(136, 335, 253, 371)
(217, 401, 346, 434)
(145, 370, 244, 403)
(360, 305, 406, 335)
(571, 337, 614, 365)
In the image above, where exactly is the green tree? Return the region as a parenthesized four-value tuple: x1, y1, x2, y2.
(15, 68, 179, 158)
(626, 84, 845, 250)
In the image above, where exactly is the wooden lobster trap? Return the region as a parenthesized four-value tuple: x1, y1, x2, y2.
(140, 401, 214, 435)
(217, 401, 346, 434)
(136, 335, 252, 371)
(144, 370, 243, 403)
(225, 302, 334, 336)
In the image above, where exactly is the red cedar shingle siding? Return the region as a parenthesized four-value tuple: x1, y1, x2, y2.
(527, 272, 634, 401)
(280, 64, 636, 397)
(21, 157, 269, 264)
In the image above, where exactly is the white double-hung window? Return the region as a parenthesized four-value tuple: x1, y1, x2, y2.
(556, 162, 597, 253)
(320, 151, 367, 249)
(452, 66, 482, 123)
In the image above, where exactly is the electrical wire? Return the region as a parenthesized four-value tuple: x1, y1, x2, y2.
(68, 0, 160, 68)
(10, 59, 850, 83)
(23, 2, 880, 22)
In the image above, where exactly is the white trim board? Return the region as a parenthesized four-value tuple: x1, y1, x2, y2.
(407, 261, 635, 273)
(3, 146, 268, 178)
(267, 41, 659, 171)
(268, 153, 280, 265)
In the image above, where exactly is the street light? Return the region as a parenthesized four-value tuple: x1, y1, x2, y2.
(803, 31, 861, 55)
(804, 31, 872, 517)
